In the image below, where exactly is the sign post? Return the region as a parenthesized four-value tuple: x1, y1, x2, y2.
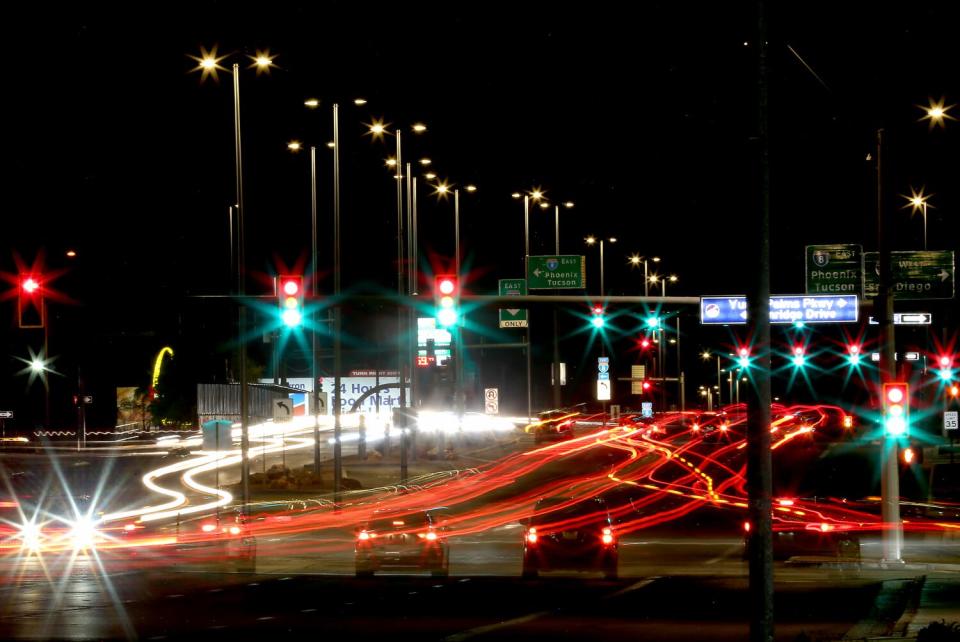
(484, 388, 499, 415)
(863, 250, 955, 300)
(527, 255, 586, 290)
(498, 279, 528, 328)
(806, 244, 862, 294)
(700, 294, 859, 325)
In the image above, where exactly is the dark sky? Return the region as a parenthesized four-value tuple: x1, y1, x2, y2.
(3, 1, 959, 426)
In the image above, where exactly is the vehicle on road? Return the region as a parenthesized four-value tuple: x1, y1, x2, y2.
(355, 508, 450, 577)
(522, 496, 618, 580)
(530, 404, 585, 444)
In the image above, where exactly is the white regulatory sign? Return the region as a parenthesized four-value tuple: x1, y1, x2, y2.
(945, 411, 959, 432)
(597, 379, 611, 401)
(484, 388, 499, 415)
(274, 398, 294, 421)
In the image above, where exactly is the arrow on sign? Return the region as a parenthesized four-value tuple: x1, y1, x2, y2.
(276, 401, 291, 415)
(940, 270, 951, 282)
(507, 309, 519, 315)
(532, 268, 542, 277)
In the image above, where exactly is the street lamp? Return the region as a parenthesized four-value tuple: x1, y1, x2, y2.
(190, 45, 276, 514)
(918, 96, 955, 130)
(701, 350, 723, 405)
(901, 188, 934, 250)
(628, 255, 660, 297)
(513, 188, 547, 420)
(585, 236, 617, 297)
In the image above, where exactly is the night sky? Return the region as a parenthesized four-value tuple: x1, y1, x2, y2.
(4, 2, 958, 429)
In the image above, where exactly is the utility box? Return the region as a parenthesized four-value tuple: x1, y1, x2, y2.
(202, 419, 233, 452)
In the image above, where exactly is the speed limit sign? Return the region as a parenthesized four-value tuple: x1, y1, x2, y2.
(945, 411, 959, 432)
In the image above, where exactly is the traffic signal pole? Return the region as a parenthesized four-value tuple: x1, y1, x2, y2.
(747, 3, 774, 640)
(876, 128, 903, 563)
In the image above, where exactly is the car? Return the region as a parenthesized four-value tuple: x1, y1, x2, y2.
(744, 520, 861, 562)
(354, 508, 450, 577)
(531, 404, 585, 443)
(521, 496, 618, 580)
(110, 511, 257, 573)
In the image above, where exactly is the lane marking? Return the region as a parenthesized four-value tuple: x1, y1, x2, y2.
(444, 610, 552, 642)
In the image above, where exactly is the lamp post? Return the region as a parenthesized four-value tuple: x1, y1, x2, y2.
(550, 201, 574, 408)
(190, 46, 275, 514)
(902, 188, 933, 250)
(628, 255, 660, 297)
(513, 189, 544, 421)
(585, 236, 617, 297)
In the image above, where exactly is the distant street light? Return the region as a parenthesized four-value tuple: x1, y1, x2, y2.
(190, 44, 277, 513)
(901, 188, 934, 250)
(918, 97, 955, 130)
(628, 255, 660, 297)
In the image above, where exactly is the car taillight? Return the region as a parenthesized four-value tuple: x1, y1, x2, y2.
(601, 527, 614, 545)
(526, 527, 538, 544)
(425, 531, 438, 541)
(201, 523, 217, 533)
(358, 530, 376, 541)
(743, 521, 751, 533)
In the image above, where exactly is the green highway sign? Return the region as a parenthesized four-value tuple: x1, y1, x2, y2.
(862, 250, 955, 300)
(806, 244, 861, 294)
(498, 279, 528, 328)
(527, 255, 586, 290)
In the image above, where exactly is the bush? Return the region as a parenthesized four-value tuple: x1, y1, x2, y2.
(917, 620, 960, 642)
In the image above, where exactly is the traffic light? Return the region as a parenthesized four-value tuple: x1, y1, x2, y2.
(737, 347, 751, 369)
(937, 355, 954, 381)
(791, 346, 806, 367)
(434, 275, 459, 328)
(591, 304, 605, 328)
(846, 344, 862, 366)
(950, 384, 959, 398)
(882, 382, 909, 437)
(278, 275, 304, 328)
(18, 274, 44, 328)
(645, 316, 660, 329)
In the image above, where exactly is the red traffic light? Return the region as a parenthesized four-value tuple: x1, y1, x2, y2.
(18, 274, 44, 328)
(592, 305, 603, 316)
(22, 277, 40, 294)
(885, 385, 905, 404)
(282, 278, 300, 296)
(642, 381, 652, 391)
(437, 276, 456, 296)
(848, 344, 860, 354)
(939, 355, 953, 369)
(738, 347, 749, 358)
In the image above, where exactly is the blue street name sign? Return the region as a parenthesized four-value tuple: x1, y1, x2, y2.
(700, 294, 859, 325)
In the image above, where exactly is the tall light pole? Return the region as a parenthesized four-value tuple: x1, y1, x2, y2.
(585, 236, 617, 297)
(514, 189, 543, 420)
(628, 255, 660, 297)
(549, 201, 574, 408)
(191, 46, 276, 513)
(902, 188, 933, 250)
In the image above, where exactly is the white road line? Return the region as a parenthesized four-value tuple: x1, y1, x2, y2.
(443, 610, 552, 642)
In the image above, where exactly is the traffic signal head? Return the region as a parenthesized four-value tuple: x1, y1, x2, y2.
(937, 355, 954, 381)
(737, 347, 750, 369)
(18, 274, 44, 328)
(950, 384, 959, 398)
(278, 275, 304, 327)
(791, 346, 806, 367)
(846, 344, 862, 366)
(591, 305, 605, 328)
(645, 316, 660, 329)
(882, 382, 909, 437)
(434, 275, 459, 328)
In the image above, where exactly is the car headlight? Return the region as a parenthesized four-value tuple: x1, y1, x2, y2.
(69, 516, 99, 549)
(19, 522, 43, 551)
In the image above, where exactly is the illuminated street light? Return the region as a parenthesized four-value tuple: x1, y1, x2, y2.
(412, 123, 427, 133)
(563, 201, 574, 209)
(304, 98, 320, 108)
(918, 97, 955, 130)
(287, 140, 303, 152)
(511, 192, 522, 199)
(354, 98, 368, 106)
(901, 188, 934, 250)
(419, 158, 432, 166)
(465, 184, 477, 192)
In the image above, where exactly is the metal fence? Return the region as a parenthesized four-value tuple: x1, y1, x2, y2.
(197, 384, 278, 425)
